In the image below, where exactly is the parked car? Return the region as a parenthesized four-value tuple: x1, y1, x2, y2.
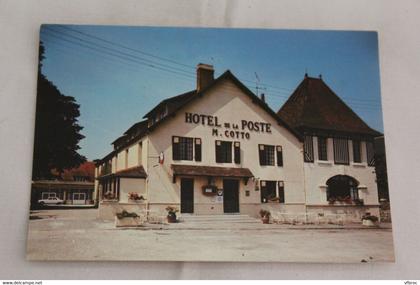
(38, 197, 64, 205)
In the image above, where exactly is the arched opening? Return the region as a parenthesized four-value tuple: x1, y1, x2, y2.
(326, 175, 359, 203)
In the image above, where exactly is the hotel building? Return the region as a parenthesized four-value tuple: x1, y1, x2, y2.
(95, 64, 381, 222)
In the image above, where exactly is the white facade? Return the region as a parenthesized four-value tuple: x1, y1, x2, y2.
(303, 136, 379, 220)
(144, 78, 305, 217)
(95, 66, 380, 222)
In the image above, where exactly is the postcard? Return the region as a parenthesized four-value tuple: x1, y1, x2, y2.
(27, 25, 394, 262)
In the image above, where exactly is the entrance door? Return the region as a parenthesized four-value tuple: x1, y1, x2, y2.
(223, 179, 239, 213)
(180, 178, 194, 213)
(73, 192, 86, 205)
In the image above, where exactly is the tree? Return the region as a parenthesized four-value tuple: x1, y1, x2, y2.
(32, 41, 86, 179)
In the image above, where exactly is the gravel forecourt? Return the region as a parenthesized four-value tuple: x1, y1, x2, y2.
(26, 209, 395, 263)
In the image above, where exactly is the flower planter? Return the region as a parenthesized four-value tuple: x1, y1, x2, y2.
(262, 216, 270, 224)
(165, 206, 179, 223)
(167, 214, 177, 223)
(362, 219, 378, 227)
(128, 199, 145, 203)
(114, 216, 143, 227)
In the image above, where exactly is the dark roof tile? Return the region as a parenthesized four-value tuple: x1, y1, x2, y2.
(277, 76, 381, 137)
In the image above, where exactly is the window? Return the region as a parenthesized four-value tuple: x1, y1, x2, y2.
(215, 140, 232, 163)
(326, 175, 359, 202)
(333, 138, 349, 165)
(172, 136, 194, 160)
(276, 146, 283, 166)
(259, 144, 275, 166)
(260, 180, 285, 203)
(304, 135, 314, 162)
(366, 141, 375, 166)
(73, 192, 86, 201)
(317, 137, 328, 161)
(352, 140, 361, 163)
(234, 142, 241, 164)
(194, 138, 202, 162)
(278, 181, 285, 203)
(41, 192, 56, 199)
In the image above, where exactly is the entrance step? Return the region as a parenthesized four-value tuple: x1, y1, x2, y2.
(178, 214, 259, 224)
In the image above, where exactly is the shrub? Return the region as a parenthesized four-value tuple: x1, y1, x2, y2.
(128, 192, 145, 201)
(259, 209, 270, 218)
(116, 210, 139, 219)
(361, 213, 378, 222)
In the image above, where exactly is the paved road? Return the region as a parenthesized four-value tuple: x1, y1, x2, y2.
(26, 209, 395, 263)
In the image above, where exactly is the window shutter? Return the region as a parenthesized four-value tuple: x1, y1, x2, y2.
(276, 146, 283, 167)
(194, 138, 202, 162)
(259, 144, 265, 165)
(366, 141, 375, 166)
(260, 180, 267, 203)
(333, 138, 349, 165)
(304, 135, 314, 162)
(215, 140, 222, 163)
(172, 136, 180, 160)
(278, 181, 285, 203)
(234, 142, 240, 164)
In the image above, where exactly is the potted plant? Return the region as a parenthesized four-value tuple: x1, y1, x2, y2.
(361, 213, 379, 226)
(165, 206, 178, 223)
(128, 192, 145, 202)
(259, 209, 271, 224)
(115, 210, 142, 227)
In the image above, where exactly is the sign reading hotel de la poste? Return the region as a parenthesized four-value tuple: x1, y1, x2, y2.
(185, 112, 272, 140)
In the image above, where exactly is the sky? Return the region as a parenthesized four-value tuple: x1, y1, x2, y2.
(39, 25, 383, 161)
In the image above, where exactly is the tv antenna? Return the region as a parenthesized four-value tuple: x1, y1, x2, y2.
(254, 72, 266, 96)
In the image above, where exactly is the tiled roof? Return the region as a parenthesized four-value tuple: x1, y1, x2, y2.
(145, 70, 302, 140)
(123, 120, 148, 136)
(115, 166, 147, 178)
(171, 164, 254, 178)
(143, 90, 196, 118)
(32, 180, 94, 189)
(277, 76, 382, 137)
(97, 166, 147, 180)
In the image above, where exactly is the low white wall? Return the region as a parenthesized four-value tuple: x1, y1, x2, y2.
(119, 178, 146, 203)
(98, 201, 147, 220)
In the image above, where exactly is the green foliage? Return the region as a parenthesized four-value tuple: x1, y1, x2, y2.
(361, 214, 378, 223)
(116, 210, 139, 219)
(32, 41, 86, 179)
(259, 209, 270, 218)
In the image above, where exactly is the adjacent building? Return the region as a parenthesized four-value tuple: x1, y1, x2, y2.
(95, 64, 381, 222)
(278, 75, 381, 220)
(31, 161, 95, 207)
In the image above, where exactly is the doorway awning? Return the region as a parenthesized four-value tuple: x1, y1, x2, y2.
(171, 164, 254, 184)
(96, 166, 147, 180)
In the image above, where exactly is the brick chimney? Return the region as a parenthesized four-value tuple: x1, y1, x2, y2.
(196, 63, 214, 92)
